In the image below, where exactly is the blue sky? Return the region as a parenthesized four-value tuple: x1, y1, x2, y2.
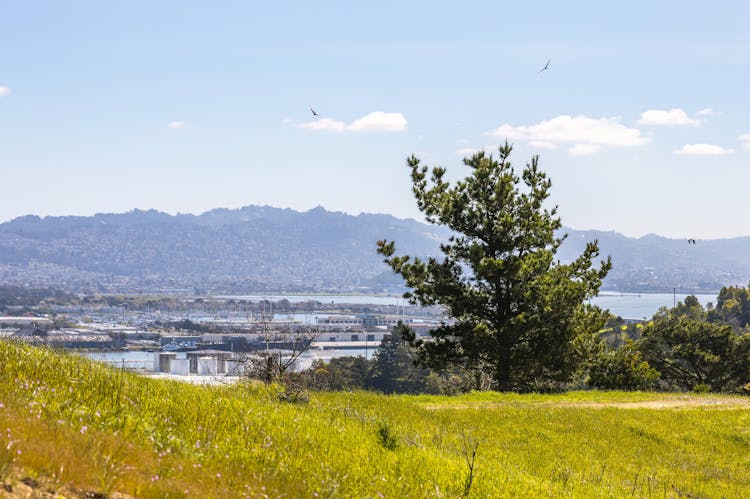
(1, 1, 748, 238)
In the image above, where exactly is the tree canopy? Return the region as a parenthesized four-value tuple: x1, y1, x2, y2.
(640, 311, 741, 391)
(638, 294, 749, 392)
(368, 326, 429, 394)
(709, 285, 750, 331)
(378, 144, 611, 391)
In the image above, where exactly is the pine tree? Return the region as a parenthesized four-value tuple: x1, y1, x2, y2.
(368, 325, 427, 393)
(377, 144, 611, 391)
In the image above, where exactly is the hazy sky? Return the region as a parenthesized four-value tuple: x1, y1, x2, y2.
(1, 1, 748, 238)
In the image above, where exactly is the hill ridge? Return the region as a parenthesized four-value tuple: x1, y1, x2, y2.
(1, 204, 748, 294)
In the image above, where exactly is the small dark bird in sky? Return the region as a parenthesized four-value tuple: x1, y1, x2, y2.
(538, 59, 550, 73)
(688, 239, 696, 245)
(310, 108, 319, 116)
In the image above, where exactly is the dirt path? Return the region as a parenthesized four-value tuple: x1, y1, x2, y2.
(420, 396, 750, 411)
(1, 473, 132, 499)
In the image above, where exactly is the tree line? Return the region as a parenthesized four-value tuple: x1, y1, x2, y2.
(280, 288, 749, 394)
(273, 146, 748, 394)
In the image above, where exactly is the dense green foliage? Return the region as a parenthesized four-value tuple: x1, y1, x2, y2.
(637, 290, 750, 392)
(296, 331, 432, 394)
(368, 328, 430, 394)
(0, 285, 73, 308)
(709, 285, 750, 331)
(1, 341, 748, 497)
(590, 287, 750, 393)
(378, 145, 611, 391)
(585, 340, 659, 390)
(303, 356, 372, 391)
(640, 312, 740, 391)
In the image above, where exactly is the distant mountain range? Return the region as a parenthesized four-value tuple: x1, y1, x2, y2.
(0, 205, 748, 294)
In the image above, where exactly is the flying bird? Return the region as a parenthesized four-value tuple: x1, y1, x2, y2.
(310, 108, 319, 116)
(538, 59, 550, 73)
(687, 239, 696, 245)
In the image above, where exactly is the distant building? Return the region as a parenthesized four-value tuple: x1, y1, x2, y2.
(8, 327, 113, 349)
(318, 331, 385, 343)
(0, 316, 53, 328)
(359, 314, 404, 329)
(316, 315, 363, 328)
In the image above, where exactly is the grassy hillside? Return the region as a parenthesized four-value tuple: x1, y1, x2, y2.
(0, 342, 748, 498)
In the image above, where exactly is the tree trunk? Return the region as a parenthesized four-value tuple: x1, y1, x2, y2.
(265, 355, 279, 383)
(494, 345, 512, 391)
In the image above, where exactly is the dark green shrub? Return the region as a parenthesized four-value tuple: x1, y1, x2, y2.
(586, 341, 659, 390)
(376, 420, 398, 451)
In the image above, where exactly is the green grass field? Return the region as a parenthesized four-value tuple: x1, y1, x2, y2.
(0, 341, 747, 498)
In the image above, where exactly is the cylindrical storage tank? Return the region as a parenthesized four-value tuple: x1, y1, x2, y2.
(170, 358, 190, 376)
(197, 357, 217, 375)
(159, 352, 177, 373)
(216, 357, 227, 374)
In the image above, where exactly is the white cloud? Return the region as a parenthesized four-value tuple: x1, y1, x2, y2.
(167, 121, 185, 130)
(568, 144, 603, 156)
(528, 140, 558, 150)
(0, 86, 10, 97)
(349, 111, 407, 132)
(282, 117, 293, 125)
(674, 143, 735, 155)
(637, 108, 699, 126)
(486, 115, 648, 155)
(740, 133, 750, 150)
(696, 108, 719, 116)
(299, 111, 407, 132)
(299, 117, 347, 132)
